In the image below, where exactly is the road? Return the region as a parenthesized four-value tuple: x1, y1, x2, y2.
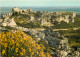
(33, 27, 80, 31)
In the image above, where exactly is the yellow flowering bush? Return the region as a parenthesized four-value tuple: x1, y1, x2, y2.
(0, 30, 52, 57)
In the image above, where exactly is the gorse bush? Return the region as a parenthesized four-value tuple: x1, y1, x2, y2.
(0, 30, 52, 57)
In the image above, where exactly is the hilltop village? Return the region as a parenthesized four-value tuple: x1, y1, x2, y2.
(0, 7, 80, 57)
(1, 7, 76, 27)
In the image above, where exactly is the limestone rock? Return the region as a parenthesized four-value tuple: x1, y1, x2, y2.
(2, 18, 17, 27)
(60, 50, 68, 57)
(2, 23, 7, 26)
(8, 18, 17, 27)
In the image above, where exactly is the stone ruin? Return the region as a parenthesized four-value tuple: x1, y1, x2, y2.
(12, 7, 33, 14)
(51, 12, 76, 23)
(11, 7, 76, 25)
(1, 7, 77, 27)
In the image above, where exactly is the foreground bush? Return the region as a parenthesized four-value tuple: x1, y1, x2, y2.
(0, 30, 52, 57)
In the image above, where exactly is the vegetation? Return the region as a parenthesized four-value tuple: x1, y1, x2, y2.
(16, 21, 42, 28)
(11, 12, 42, 28)
(0, 30, 52, 57)
(57, 29, 80, 50)
(34, 13, 42, 18)
(5, 26, 16, 30)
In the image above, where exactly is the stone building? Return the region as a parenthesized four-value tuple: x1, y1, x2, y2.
(12, 7, 21, 13)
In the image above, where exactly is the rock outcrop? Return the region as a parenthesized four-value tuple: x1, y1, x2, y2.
(2, 18, 17, 27)
(23, 27, 79, 57)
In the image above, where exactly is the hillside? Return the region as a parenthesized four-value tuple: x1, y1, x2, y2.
(0, 7, 80, 57)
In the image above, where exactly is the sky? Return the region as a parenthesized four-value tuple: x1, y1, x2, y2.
(0, 0, 80, 7)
